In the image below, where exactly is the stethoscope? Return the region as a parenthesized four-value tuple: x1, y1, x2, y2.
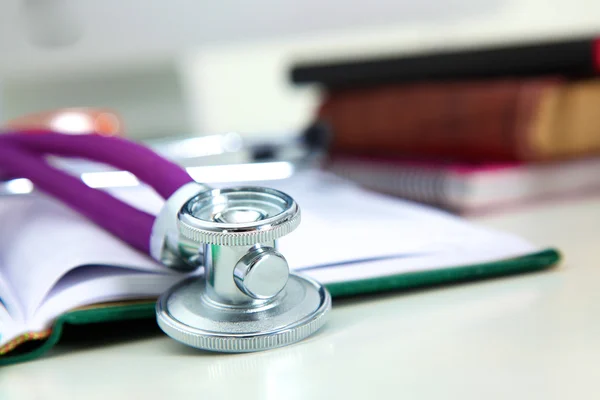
(0, 131, 331, 353)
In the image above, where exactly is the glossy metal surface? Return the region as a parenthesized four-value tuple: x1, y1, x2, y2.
(178, 186, 300, 246)
(158, 184, 328, 352)
(156, 274, 331, 352)
(203, 242, 282, 305)
(233, 246, 289, 300)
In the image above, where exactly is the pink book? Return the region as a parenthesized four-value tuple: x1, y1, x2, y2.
(326, 156, 600, 214)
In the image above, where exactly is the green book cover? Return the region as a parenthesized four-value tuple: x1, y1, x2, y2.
(0, 248, 560, 366)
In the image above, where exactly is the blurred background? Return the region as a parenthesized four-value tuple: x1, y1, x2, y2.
(2, 0, 600, 214)
(0, 0, 598, 137)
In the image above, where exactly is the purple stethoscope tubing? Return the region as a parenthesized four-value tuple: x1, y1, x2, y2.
(0, 131, 195, 255)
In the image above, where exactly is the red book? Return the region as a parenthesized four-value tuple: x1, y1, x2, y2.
(318, 78, 600, 162)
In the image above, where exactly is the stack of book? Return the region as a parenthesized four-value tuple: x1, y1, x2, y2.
(291, 36, 600, 214)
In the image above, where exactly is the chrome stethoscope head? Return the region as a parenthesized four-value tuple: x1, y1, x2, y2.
(152, 183, 331, 353)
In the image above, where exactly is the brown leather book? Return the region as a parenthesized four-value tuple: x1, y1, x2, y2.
(318, 78, 600, 161)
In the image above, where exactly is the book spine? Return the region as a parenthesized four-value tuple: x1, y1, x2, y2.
(319, 79, 559, 162)
(292, 37, 598, 87)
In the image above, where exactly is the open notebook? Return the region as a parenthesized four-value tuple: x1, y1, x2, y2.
(0, 170, 559, 363)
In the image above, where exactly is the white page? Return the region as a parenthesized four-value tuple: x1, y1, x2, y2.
(0, 198, 32, 325)
(0, 272, 22, 324)
(30, 268, 194, 333)
(300, 232, 536, 284)
(1, 170, 539, 327)
(0, 303, 19, 347)
(0, 196, 162, 319)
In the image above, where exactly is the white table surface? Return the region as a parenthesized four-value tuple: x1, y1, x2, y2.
(2, 195, 599, 400)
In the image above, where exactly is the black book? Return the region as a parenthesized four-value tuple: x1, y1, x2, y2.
(290, 36, 600, 88)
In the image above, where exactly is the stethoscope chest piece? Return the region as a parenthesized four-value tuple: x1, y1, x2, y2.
(156, 186, 331, 352)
